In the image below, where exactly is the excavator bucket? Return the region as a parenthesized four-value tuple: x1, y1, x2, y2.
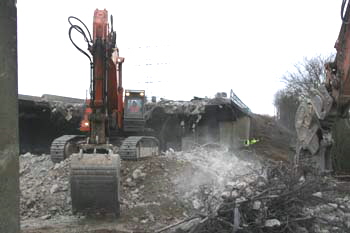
(70, 152, 121, 215)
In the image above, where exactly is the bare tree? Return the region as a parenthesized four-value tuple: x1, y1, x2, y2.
(281, 55, 334, 99)
(274, 54, 334, 130)
(274, 89, 299, 131)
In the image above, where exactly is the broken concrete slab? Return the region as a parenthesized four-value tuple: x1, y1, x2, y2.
(145, 92, 252, 151)
(18, 90, 252, 154)
(18, 94, 85, 154)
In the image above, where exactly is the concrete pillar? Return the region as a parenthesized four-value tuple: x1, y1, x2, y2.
(232, 116, 251, 150)
(219, 121, 233, 148)
(0, 0, 19, 232)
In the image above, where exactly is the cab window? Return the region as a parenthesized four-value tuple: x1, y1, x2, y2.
(127, 99, 142, 113)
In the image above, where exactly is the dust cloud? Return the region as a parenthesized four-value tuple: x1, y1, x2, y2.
(171, 147, 261, 211)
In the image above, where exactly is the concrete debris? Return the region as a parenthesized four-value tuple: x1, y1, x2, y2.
(312, 192, 323, 198)
(265, 219, 281, 227)
(328, 203, 338, 209)
(162, 161, 350, 233)
(253, 200, 261, 210)
(132, 168, 146, 180)
(171, 147, 260, 214)
(20, 145, 350, 233)
(20, 153, 72, 220)
(40, 214, 51, 220)
(165, 148, 175, 156)
(192, 200, 201, 209)
(19, 93, 251, 155)
(23, 152, 32, 158)
(50, 184, 59, 194)
(145, 99, 207, 116)
(145, 94, 250, 117)
(20, 147, 258, 231)
(19, 95, 84, 154)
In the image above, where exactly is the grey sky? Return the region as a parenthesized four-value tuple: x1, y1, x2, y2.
(17, 0, 341, 115)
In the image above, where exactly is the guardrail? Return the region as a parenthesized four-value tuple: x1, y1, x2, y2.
(230, 89, 251, 115)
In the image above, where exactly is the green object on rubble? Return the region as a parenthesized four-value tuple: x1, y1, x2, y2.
(244, 138, 260, 146)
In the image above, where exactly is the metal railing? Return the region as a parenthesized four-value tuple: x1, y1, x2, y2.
(230, 89, 251, 115)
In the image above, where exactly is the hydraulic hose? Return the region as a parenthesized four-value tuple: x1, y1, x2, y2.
(68, 16, 93, 63)
(341, 0, 349, 23)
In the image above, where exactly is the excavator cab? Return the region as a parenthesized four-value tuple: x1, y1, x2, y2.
(123, 90, 146, 132)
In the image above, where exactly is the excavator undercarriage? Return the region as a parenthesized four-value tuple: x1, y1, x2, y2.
(50, 135, 160, 163)
(50, 135, 83, 163)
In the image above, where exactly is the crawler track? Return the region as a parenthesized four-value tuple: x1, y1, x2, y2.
(119, 136, 159, 160)
(50, 135, 84, 163)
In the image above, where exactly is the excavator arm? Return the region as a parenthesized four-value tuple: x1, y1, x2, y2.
(64, 9, 124, 216)
(295, 1, 350, 173)
(89, 9, 124, 144)
(328, 1, 350, 113)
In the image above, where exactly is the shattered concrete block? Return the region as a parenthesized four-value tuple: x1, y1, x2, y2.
(40, 214, 51, 220)
(265, 219, 281, 227)
(50, 184, 59, 194)
(253, 200, 261, 210)
(192, 199, 201, 209)
(328, 203, 338, 209)
(23, 152, 32, 157)
(132, 169, 146, 180)
(312, 192, 323, 198)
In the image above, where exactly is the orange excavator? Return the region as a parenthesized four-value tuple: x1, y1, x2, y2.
(295, 1, 350, 174)
(50, 9, 159, 215)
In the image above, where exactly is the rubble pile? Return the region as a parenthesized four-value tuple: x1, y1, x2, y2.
(18, 94, 84, 126)
(144, 96, 242, 119)
(119, 156, 193, 231)
(249, 114, 295, 161)
(19, 95, 84, 154)
(166, 161, 350, 233)
(20, 153, 72, 220)
(145, 99, 208, 116)
(48, 101, 84, 126)
(20, 145, 350, 232)
(171, 146, 260, 213)
(19, 147, 261, 230)
(20, 151, 196, 231)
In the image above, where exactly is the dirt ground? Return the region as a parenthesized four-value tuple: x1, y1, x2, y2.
(249, 114, 295, 161)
